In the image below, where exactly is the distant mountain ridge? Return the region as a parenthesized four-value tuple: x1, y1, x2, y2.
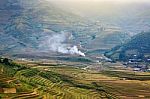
(0, 0, 131, 57)
(0, 0, 83, 55)
(3, 0, 150, 58)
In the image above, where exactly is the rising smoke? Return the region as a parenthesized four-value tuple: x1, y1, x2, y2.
(40, 31, 85, 56)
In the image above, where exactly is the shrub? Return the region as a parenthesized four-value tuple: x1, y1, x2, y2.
(22, 69, 38, 77)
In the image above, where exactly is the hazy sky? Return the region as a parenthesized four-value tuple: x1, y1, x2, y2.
(45, 0, 150, 2)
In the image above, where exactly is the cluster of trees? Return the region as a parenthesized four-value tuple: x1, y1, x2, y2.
(0, 58, 11, 65)
(0, 57, 27, 77)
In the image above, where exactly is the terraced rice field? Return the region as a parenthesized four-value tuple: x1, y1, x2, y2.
(1, 60, 150, 99)
(30, 62, 150, 99)
(0, 74, 42, 99)
(15, 69, 114, 99)
(0, 74, 16, 82)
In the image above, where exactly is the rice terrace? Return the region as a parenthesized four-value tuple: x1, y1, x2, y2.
(0, 57, 150, 99)
(0, 0, 150, 99)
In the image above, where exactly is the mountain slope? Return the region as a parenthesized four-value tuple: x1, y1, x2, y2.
(0, 0, 83, 55)
(0, 0, 133, 57)
(105, 32, 150, 61)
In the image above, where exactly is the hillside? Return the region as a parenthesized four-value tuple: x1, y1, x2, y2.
(0, 0, 83, 55)
(0, 0, 132, 57)
(105, 32, 150, 61)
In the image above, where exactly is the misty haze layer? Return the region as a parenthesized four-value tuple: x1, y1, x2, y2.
(45, 0, 150, 3)
(0, 0, 150, 57)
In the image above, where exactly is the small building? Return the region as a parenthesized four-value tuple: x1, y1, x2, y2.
(133, 68, 141, 71)
(0, 88, 16, 93)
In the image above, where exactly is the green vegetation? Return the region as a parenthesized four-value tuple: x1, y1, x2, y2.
(1, 58, 150, 98)
(22, 69, 38, 77)
(39, 71, 72, 83)
(0, 59, 26, 77)
(0, 58, 116, 99)
(0, 82, 11, 88)
(105, 32, 150, 61)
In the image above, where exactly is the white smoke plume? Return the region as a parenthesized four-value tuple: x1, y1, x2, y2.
(40, 31, 85, 56)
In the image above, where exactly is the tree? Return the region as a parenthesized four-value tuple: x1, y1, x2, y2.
(0, 58, 2, 63)
(3, 58, 10, 65)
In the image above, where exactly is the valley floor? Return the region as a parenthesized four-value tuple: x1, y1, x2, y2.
(1, 59, 150, 99)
